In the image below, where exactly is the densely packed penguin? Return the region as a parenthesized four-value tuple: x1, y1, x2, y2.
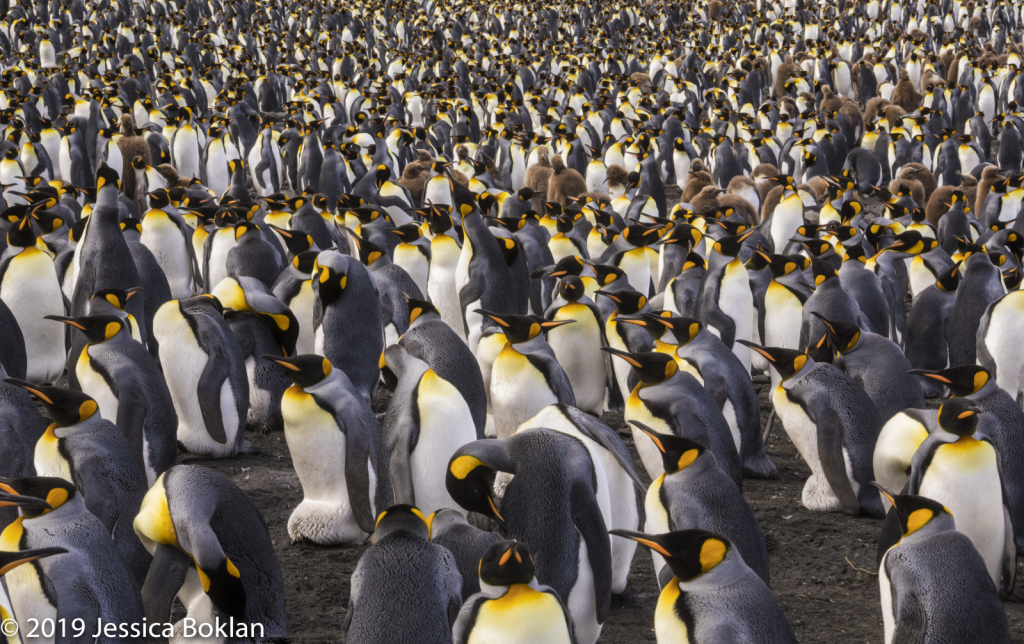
(0, 0, 1021, 641)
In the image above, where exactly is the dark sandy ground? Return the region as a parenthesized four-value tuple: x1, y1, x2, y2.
(177, 379, 1024, 643)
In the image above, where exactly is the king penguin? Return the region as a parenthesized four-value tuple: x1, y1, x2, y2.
(876, 486, 1011, 644)
(134, 465, 286, 640)
(447, 430, 611, 644)
(741, 342, 884, 517)
(48, 314, 177, 486)
(270, 354, 379, 546)
(429, 508, 501, 601)
(453, 540, 576, 644)
(609, 529, 797, 643)
(0, 478, 145, 638)
(344, 505, 462, 644)
(700, 231, 756, 372)
(6, 380, 150, 586)
(153, 295, 250, 457)
(544, 276, 608, 416)
(377, 344, 477, 516)
(631, 420, 770, 587)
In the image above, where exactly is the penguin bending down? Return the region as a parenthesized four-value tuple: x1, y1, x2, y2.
(611, 529, 797, 643)
(447, 429, 612, 644)
(876, 487, 1011, 644)
(135, 465, 286, 641)
(742, 342, 884, 517)
(519, 404, 644, 595)
(154, 295, 250, 457)
(0, 478, 145, 641)
(632, 421, 770, 587)
(377, 344, 477, 516)
(49, 314, 177, 486)
(7, 380, 151, 587)
(453, 540, 576, 644)
(345, 505, 462, 643)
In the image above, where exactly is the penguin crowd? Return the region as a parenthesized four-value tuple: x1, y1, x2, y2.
(0, 0, 1023, 640)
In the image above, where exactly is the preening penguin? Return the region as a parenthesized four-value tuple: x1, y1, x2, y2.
(447, 430, 611, 644)
(135, 465, 286, 640)
(270, 354, 378, 546)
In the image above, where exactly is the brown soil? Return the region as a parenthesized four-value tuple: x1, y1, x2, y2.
(185, 381, 1024, 642)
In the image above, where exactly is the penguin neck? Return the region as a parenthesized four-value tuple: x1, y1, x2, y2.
(898, 513, 956, 545)
(479, 578, 542, 599)
(780, 360, 815, 389)
(675, 551, 746, 591)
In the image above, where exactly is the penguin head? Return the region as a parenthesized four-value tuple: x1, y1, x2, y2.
(609, 528, 732, 582)
(0, 477, 77, 517)
(622, 223, 663, 247)
(756, 251, 802, 279)
(477, 310, 572, 344)
(639, 313, 702, 346)
(45, 314, 126, 344)
(936, 397, 982, 437)
(373, 504, 431, 541)
(909, 365, 991, 396)
(532, 255, 588, 279)
(90, 288, 139, 312)
(601, 348, 678, 386)
(5, 214, 36, 248)
(4, 379, 100, 427)
(478, 540, 536, 587)
(0, 545, 67, 576)
(934, 261, 962, 291)
(809, 254, 838, 285)
(265, 354, 334, 389)
(629, 420, 707, 475)
(390, 223, 424, 243)
(738, 341, 810, 380)
(95, 163, 121, 193)
(595, 288, 647, 315)
(147, 189, 171, 209)
(446, 453, 503, 527)
(710, 230, 754, 258)
(120, 218, 143, 236)
(269, 224, 316, 255)
(811, 312, 861, 352)
(656, 223, 703, 249)
(556, 276, 585, 302)
(875, 484, 955, 539)
(889, 230, 938, 255)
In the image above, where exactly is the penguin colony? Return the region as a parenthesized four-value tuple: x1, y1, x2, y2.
(0, 0, 1022, 642)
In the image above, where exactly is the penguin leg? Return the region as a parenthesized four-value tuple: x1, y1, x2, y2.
(142, 544, 192, 642)
(763, 408, 776, 444)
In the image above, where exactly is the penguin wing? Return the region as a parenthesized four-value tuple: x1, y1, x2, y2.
(704, 303, 738, 348)
(196, 345, 231, 444)
(141, 544, 193, 626)
(115, 382, 150, 468)
(526, 351, 577, 407)
(73, 455, 125, 535)
(570, 478, 612, 624)
(812, 404, 862, 512)
(886, 564, 928, 644)
(452, 594, 488, 644)
(343, 406, 379, 535)
(988, 439, 1019, 598)
(561, 406, 643, 491)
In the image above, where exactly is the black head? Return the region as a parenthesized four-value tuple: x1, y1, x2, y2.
(609, 529, 731, 582)
(478, 540, 536, 586)
(406, 297, 439, 325)
(710, 230, 754, 258)
(264, 354, 333, 389)
(44, 314, 125, 344)
(4, 379, 99, 426)
(95, 163, 120, 192)
(809, 254, 838, 285)
(811, 312, 861, 352)
(641, 313, 702, 346)
(533, 255, 588, 279)
(446, 454, 502, 527)
(373, 504, 431, 540)
(738, 341, 809, 380)
(91, 287, 139, 312)
(476, 310, 572, 344)
(6, 215, 36, 248)
(601, 349, 678, 386)
(596, 288, 647, 315)
(908, 365, 990, 396)
(629, 420, 706, 475)
(873, 483, 953, 538)
(0, 477, 77, 518)
(936, 397, 981, 437)
(557, 276, 586, 302)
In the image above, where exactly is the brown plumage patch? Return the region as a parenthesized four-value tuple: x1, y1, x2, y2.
(898, 163, 937, 203)
(117, 114, 151, 200)
(925, 184, 959, 226)
(525, 147, 553, 212)
(547, 155, 587, 206)
(605, 163, 629, 189)
(888, 178, 925, 209)
(718, 192, 758, 225)
(690, 185, 723, 212)
(891, 70, 923, 112)
(974, 166, 1005, 216)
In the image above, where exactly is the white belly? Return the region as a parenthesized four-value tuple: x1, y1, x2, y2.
(289, 282, 316, 355)
(1, 252, 66, 384)
(985, 294, 1024, 396)
(409, 374, 477, 516)
(490, 351, 558, 438)
(773, 386, 843, 512)
(547, 310, 606, 415)
(429, 240, 465, 340)
(719, 265, 753, 372)
(205, 233, 236, 290)
(566, 538, 602, 644)
(141, 222, 194, 299)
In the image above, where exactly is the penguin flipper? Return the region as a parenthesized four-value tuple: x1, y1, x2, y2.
(197, 348, 230, 444)
(1001, 504, 1018, 599)
(814, 407, 861, 512)
(254, 159, 269, 189)
(890, 587, 927, 644)
(345, 413, 380, 535)
(73, 454, 124, 535)
(451, 594, 488, 644)
(705, 305, 737, 348)
(116, 384, 150, 469)
(141, 544, 192, 626)
(570, 480, 612, 624)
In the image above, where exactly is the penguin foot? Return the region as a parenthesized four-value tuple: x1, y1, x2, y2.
(742, 458, 779, 480)
(801, 475, 844, 513)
